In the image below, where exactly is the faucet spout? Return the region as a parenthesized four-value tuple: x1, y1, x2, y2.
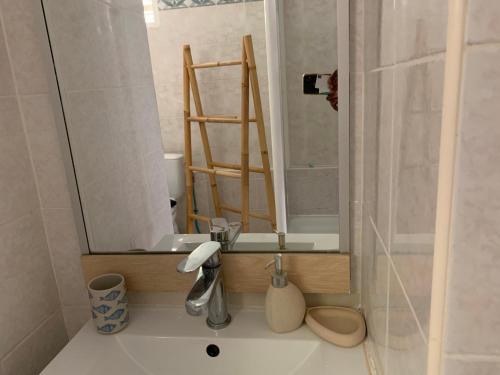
(177, 242, 231, 329)
(184, 268, 219, 314)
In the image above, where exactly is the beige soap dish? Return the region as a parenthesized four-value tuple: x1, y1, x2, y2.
(305, 306, 366, 348)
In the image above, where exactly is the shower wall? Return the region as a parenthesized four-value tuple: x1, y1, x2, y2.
(281, 0, 339, 232)
(361, 0, 447, 374)
(147, 1, 273, 232)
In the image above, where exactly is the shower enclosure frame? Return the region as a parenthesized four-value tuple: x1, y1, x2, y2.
(264, 0, 350, 252)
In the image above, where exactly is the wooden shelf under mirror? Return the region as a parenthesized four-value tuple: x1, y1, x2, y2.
(81, 253, 350, 294)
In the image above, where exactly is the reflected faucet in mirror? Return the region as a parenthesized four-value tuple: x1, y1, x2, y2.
(176, 241, 231, 329)
(209, 218, 242, 251)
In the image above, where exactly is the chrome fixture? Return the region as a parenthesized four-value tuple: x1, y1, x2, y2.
(176, 241, 231, 329)
(275, 230, 286, 250)
(209, 218, 242, 251)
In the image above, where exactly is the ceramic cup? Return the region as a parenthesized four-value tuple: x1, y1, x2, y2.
(87, 273, 129, 334)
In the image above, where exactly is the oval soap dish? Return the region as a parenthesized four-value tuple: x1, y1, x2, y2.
(305, 306, 366, 347)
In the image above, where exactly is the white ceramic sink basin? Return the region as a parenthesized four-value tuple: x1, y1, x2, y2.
(42, 307, 369, 375)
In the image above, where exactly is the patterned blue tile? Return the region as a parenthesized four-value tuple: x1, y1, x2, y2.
(159, 0, 188, 10)
(158, 0, 261, 11)
(191, 0, 215, 6)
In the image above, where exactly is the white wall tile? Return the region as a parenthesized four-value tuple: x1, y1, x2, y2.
(467, 1, 500, 44)
(395, 0, 448, 62)
(0, 27, 14, 96)
(0, 97, 39, 224)
(43, 0, 122, 92)
(43, 209, 88, 307)
(1, 311, 67, 375)
(21, 94, 72, 210)
(363, 70, 393, 245)
(286, 168, 338, 215)
(0, 213, 60, 358)
(0, 0, 51, 94)
(444, 358, 500, 375)
(445, 48, 500, 356)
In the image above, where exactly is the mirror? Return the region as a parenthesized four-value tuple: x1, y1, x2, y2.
(41, 0, 349, 253)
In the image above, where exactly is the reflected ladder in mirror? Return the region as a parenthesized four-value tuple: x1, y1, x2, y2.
(183, 35, 277, 233)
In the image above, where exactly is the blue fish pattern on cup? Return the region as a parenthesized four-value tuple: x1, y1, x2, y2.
(97, 324, 117, 333)
(104, 308, 125, 321)
(99, 290, 121, 301)
(120, 312, 130, 326)
(93, 304, 112, 314)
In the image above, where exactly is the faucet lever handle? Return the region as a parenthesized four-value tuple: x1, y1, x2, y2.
(177, 241, 222, 273)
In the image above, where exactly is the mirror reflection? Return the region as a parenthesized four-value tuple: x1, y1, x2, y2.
(41, 0, 347, 253)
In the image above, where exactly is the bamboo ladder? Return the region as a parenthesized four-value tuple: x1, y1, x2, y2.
(183, 34, 276, 233)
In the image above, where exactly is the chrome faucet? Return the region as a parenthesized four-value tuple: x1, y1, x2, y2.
(176, 241, 231, 329)
(209, 218, 242, 251)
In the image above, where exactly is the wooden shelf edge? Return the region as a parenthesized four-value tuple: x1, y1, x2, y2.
(81, 253, 350, 294)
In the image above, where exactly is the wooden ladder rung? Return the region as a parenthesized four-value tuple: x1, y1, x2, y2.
(220, 204, 272, 221)
(184, 36, 277, 234)
(189, 214, 211, 222)
(190, 60, 242, 69)
(189, 166, 241, 179)
(211, 162, 265, 174)
(188, 116, 257, 124)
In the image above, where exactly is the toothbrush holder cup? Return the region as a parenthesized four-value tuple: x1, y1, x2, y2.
(87, 273, 129, 334)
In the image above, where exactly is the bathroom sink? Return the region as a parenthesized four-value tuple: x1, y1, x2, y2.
(41, 307, 369, 375)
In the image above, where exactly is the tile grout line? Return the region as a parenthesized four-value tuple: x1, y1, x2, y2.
(0, 310, 59, 365)
(466, 41, 500, 52)
(370, 51, 446, 73)
(444, 353, 500, 362)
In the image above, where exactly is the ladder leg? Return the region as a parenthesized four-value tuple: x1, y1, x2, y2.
(243, 35, 277, 231)
(241, 38, 250, 232)
(183, 45, 222, 218)
(183, 56, 194, 233)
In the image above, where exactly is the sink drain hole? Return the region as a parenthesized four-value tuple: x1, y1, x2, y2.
(206, 344, 220, 357)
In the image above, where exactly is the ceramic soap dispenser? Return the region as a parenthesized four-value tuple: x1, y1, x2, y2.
(265, 252, 306, 333)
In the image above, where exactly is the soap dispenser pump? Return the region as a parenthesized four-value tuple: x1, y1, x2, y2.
(265, 253, 306, 333)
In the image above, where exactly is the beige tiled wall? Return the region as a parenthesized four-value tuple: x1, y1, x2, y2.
(442, 2, 500, 373)
(361, 0, 447, 373)
(0, 0, 70, 373)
